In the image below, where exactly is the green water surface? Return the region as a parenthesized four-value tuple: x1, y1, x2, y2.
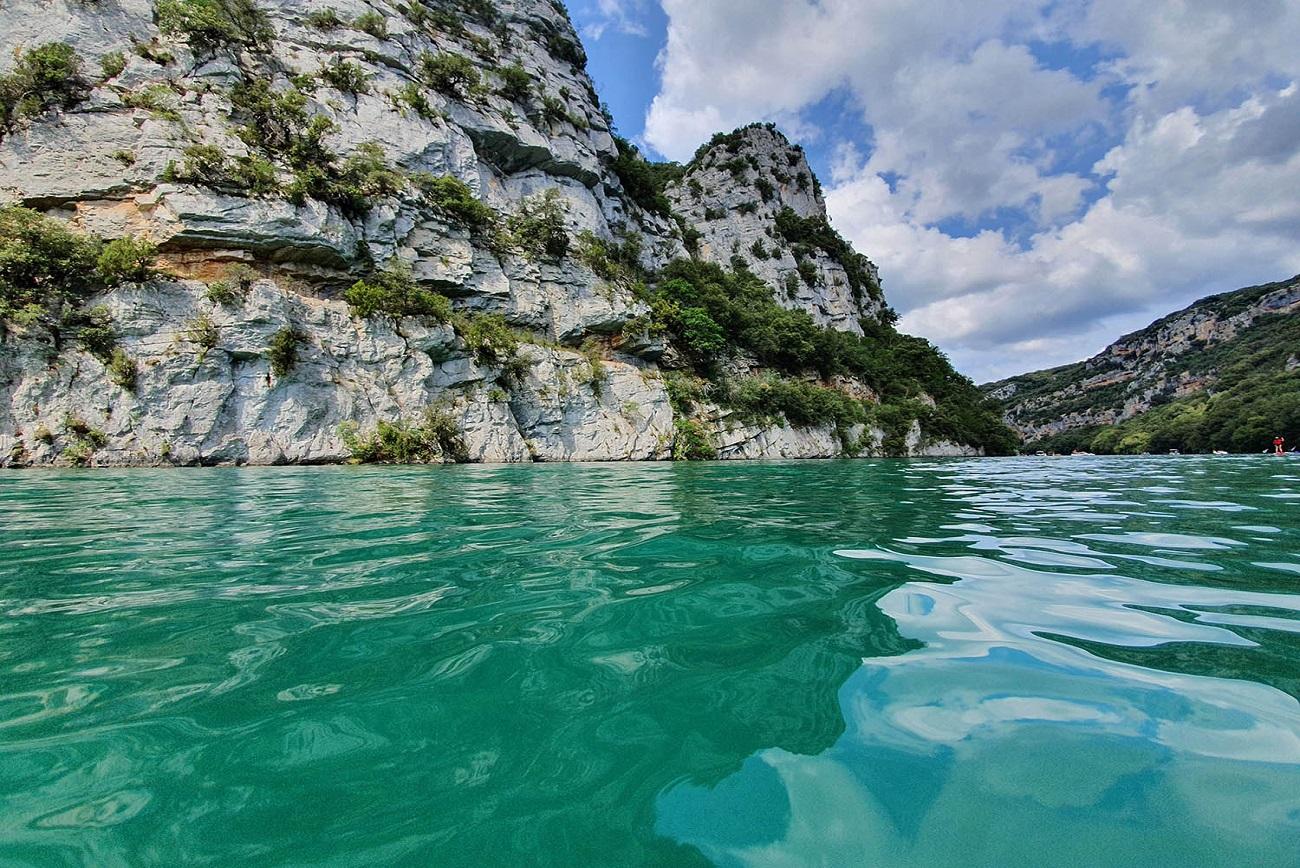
(2, 457, 1299, 865)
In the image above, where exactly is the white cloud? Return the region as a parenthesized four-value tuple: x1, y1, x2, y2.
(643, 0, 1300, 382)
(578, 0, 650, 40)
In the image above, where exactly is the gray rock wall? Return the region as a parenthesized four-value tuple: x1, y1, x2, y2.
(0, 0, 973, 466)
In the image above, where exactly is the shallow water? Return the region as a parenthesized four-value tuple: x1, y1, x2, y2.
(2, 456, 1299, 865)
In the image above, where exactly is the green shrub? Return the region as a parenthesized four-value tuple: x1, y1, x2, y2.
(343, 261, 452, 321)
(420, 52, 480, 97)
(230, 154, 278, 194)
(97, 237, 157, 284)
(392, 82, 438, 120)
(0, 43, 89, 135)
(546, 33, 586, 70)
(100, 51, 127, 80)
(122, 84, 181, 120)
(412, 173, 497, 232)
(0, 209, 160, 338)
(184, 312, 219, 359)
(267, 326, 301, 377)
(727, 375, 864, 430)
(107, 347, 138, 391)
(353, 11, 389, 38)
(797, 257, 818, 287)
(72, 305, 117, 362)
(205, 263, 257, 305)
(750, 239, 769, 260)
(634, 258, 1015, 453)
(340, 407, 468, 464)
(132, 41, 176, 65)
(672, 417, 715, 461)
(455, 312, 522, 370)
(662, 371, 710, 414)
(168, 143, 227, 184)
(320, 57, 370, 95)
(677, 306, 727, 361)
(60, 414, 109, 466)
(288, 141, 401, 215)
(497, 62, 533, 103)
(755, 177, 775, 202)
(575, 230, 643, 286)
(230, 77, 312, 153)
(610, 135, 681, 217)
(155, 0, 274, 51)
(505, 189, 569, 260)
(0, 206, 101, 330)
(304, 8, 342, 29)
(774, 206, 879, 301)
(166, 144, 277, 194)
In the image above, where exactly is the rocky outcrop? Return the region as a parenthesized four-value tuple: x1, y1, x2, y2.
(666, 124, 883, 334)
(0, 0, 995, 466)
(988, 276, 1300, 442)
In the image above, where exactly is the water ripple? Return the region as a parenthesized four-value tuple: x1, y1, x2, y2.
(2, 457, 1299, 865)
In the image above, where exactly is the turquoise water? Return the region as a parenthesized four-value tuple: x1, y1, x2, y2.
(2, 457, 1299, 866)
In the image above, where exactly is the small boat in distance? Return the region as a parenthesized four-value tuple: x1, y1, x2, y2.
(1212, 450, 1229, 456)
(1169, 449, 1181, 455)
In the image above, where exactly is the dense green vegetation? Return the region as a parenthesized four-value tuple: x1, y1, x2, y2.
(0, 42, 88, 136)
(633, 259, 1016, 455)
(0, 207, 157, 362)
(420, 52, 480, 97)
(155, 0, 274, 52)
(504, 190, 570, 260)
(412, 173, 497, 233)
(339, 408, 468, 463)
(266, 327, 300, 377)
(610, 135, 683, 218)
(344, 262, 452, 322)
(225, 78, 402, 215)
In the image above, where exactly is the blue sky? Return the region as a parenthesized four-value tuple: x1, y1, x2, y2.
(567, 0, 1300, 383)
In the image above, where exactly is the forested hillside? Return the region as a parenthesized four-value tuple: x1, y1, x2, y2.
(986, 276, 1300, 453)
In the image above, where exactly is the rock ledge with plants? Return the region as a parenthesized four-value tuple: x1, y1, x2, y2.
(0, 0, 1012, 466)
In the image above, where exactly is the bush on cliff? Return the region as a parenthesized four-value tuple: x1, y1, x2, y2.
(343, 262, 452, 322)
(0, 43, 89, 136)
(339, 408, 469, 464)
(611, 136, 681, 218)
(267, 327, 301, 377)
(420, 52, 480, 97)
(97, 237, 158, 284)
(0, 208, 159, 347)
(155, 0, 274, 51)
(505, 190, 570, 260)
(412, 174, 498, 233)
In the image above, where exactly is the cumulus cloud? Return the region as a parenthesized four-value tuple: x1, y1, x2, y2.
(642, 0, 1300, 382)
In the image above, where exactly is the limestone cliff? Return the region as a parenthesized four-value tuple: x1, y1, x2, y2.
(0, 0, 1007, 466)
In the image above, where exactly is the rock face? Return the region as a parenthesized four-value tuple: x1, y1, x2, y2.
(987, 275, 1300, 442)
(666, 124, 883, 334)
(0, 0, 990, 466)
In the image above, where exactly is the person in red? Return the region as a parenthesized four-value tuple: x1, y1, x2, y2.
(1275, 435, 1286, 456)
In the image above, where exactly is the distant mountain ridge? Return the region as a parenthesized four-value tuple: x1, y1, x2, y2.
(985, 275, 1300, 453)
